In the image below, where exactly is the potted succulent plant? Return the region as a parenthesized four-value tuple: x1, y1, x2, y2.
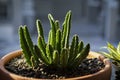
(101, 42, 120, 80)
(0, 11, 111, 80)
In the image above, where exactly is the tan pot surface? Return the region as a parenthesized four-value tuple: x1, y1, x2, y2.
(0, 50, 111, 80)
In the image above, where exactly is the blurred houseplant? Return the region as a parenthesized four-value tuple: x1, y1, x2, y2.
(0, 11, 111, 80)
(101, 42, 120, 80)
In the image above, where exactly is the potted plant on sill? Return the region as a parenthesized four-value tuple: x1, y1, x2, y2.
(101, 42, 120, 80)
(0, 11, 111, 80)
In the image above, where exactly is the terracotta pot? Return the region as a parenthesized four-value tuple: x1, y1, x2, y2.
(0, 50, 111, 80)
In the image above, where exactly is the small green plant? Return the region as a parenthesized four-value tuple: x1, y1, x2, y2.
(19, 11, 90, 69)
(101, 42, 120, 67)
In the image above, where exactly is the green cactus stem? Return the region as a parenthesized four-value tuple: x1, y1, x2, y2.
(48, 14, 56, 49)
(36, 20, 46, 47)
(55, 29, 61, 54)
(60, 48, 69, 68)
(19, 26, 32, 66)
(61, 11, 71, 49)
(19, 10, 90, 69)
(53, 50, 59, 66)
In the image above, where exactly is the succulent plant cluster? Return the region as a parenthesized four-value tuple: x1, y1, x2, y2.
(19, 11, 90, 69)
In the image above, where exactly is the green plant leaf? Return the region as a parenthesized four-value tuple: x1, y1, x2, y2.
(19, 26, 32, 66)
(60, 48, 69, 68)
(64, 11, 71, 48)
(48, 14, 56, 48)
(48, 30, 52, 44)
(38, 36, 46, 53)
(78, 41, 84, 53)
(33, 45, 41, 60)
(61, 10, 71, 48)
(73, 44, 90, 67)
(34, 45, 49, 65)
(55, 20, 60, 31)
(63, 11, 72, 48)
(100, 51, 113, 59)
(101, 42, 120, 66)
(106, 42, 120, 60)
(107, 47, 120, 60)
(107, 42, 117, 52)
(36, 20, 45, 46)
(37, 36, 49, 65)
(53, 50, 59, 65)
(23, 26, 38, 63)
(46, 44, 53, 64)
(68, 34, 79, 64)
(55, 29, 61, 54)
(117, 42, 120, 54)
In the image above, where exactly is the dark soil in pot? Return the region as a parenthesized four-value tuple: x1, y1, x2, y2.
(5, 55, 105, 79)
(115, 69, 120, 80)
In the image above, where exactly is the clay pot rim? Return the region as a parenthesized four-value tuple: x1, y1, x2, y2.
(0, 50, 111, 80)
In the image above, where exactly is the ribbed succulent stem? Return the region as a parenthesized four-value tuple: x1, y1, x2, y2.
(34, 45, 49, 65)
(61, 11, 71, 48)
(48, 30, 52, 44)
(60, 48, 69, 68)
(78, 41, 84, 53)
(68, 34, 79, 64)
(48, 14, 56, 49)
(64, 11, 71, 48)
(55, 20, 60, 30)
(36, 20, 46, 46)
(56, 29, 61, 54)
(33, 45, 41, 59)
(46, 44, 53, 64)
(23, 26, 39, 65)
(53, 50, 59, 65)
(38, 36, 49, 65)
(73, 44, 90, 67)
(19, 26, 32, 66)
